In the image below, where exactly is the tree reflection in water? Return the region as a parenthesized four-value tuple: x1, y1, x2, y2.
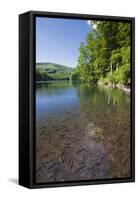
(36, 81, 130, 183)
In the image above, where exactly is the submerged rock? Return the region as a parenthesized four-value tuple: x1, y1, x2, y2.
(95, 127, 103, 135)
(85, 123, 95, 136)
(85, 123, 103, 137)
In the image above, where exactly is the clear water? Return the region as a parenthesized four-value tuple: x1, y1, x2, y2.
(36, 81, 130, 183)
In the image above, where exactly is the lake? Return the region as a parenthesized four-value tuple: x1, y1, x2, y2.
(36, 81, 131, 183)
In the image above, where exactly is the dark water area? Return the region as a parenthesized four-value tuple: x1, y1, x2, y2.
(36, 81, 131, 183)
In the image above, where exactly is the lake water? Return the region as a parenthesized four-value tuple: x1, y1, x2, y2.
(36, 81, 131, 183)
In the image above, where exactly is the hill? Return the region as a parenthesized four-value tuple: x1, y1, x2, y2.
(36, 62, 75, 81)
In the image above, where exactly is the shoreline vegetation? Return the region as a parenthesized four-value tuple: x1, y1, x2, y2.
(97, 81, 130, 94)
(36, 20, 131, 94)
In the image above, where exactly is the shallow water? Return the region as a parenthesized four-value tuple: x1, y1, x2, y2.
(36, 81, 130, 183)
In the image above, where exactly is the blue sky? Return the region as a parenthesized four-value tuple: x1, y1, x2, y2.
(36, 17, 92, 68)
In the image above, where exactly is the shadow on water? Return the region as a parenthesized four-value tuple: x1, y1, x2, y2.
(36, 81, 130, 183)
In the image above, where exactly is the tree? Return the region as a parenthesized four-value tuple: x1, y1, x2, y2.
(77, 20, 131, 86)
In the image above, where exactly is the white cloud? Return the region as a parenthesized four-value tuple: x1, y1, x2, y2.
(87, 20, 92, 26)
(87, 20, 97, 30)
(92, 24, 97, 30)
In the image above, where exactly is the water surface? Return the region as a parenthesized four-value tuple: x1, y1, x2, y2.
(36, 81, 130, 183)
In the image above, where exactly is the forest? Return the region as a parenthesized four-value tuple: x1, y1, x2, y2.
(36, 62, 74, 81)
(76, 20, 131, 86)
(36, 20, 131, 87)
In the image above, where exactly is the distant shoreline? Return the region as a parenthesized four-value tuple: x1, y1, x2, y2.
(36, 80, 131, 94)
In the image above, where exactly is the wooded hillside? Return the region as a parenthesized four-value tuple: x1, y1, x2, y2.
(76, 21, 131, 86)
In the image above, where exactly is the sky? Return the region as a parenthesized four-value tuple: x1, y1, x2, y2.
(36, 17, 92, 68)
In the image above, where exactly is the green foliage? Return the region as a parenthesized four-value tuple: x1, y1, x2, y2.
(77, 21, 131, 86)
(70, 71, 80, 80)
(36, 62, 74, 81)
(36, 68, 52, 81)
